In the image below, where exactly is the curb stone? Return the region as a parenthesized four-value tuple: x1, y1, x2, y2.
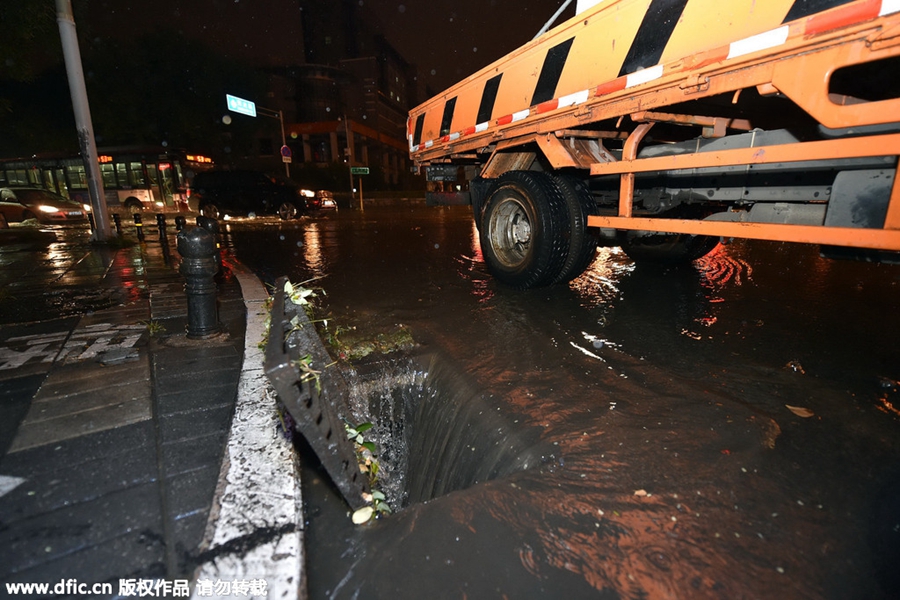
(190, 265, 305, 600)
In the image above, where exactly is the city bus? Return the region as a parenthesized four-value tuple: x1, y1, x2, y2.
(0, 146, 215, 212)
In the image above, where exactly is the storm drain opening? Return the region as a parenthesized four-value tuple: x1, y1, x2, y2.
(342, 352, 549, 511)
(264, 277, 548, 516)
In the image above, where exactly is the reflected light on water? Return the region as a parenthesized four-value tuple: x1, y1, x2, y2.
(462, 219, 493, 302)
(303, 222, 326, 278)
(693, 244, 753, 291)
(569, 247, 634, 309)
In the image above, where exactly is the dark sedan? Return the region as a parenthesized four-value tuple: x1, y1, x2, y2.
(0, 187, 88, 224)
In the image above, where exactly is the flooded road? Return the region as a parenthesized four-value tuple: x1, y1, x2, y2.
(222, 205, 900, 599)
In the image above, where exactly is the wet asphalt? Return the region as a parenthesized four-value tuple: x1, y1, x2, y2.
(223, 204, 900, 600)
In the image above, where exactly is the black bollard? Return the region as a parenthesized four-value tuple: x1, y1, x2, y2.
(177, 227, 220, 338)
(196, 215, 222, 273)
(156, 213, 167, 242)
(112, 213, 122, 237)
(134, 213, 145, 242)
(174, 215, 186, 231)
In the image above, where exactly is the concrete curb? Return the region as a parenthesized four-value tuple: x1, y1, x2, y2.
(190, 265, 305, 600)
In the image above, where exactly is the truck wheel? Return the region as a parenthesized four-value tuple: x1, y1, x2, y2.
(620, 232, 719, 265)
(552, 174, 599, 284)
(124, 197, 143, 212)
(480, 171, 568, 289)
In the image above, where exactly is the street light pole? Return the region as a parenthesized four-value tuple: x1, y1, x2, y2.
(55, 0, 113, 242)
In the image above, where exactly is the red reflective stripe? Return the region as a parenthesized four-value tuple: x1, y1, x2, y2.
(595, 77, 627, 97)
(804, 0, 881, 35)
(462, 126, 476, 136)
(440, 135, 451, 143)
(684, 45, 730, 70)
(535, 99, 559, 113)
(496, 114, 514, 125)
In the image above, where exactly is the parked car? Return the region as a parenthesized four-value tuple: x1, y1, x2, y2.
(302, 188, 337, 211)
(188, 170, 312, 220)
(0, 187, 88, 224)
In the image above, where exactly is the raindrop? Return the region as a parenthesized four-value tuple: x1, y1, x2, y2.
(434, 243, 440, 249)
(473, 47, 478, 53)
(398, 4, 406, 13)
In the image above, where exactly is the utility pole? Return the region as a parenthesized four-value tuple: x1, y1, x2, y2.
(55, 0, 112, 242)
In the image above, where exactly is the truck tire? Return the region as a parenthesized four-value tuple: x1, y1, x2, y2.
(552, 174, 599, 284)
(620, 231, 719, 265)
(480, 171, 568, 289)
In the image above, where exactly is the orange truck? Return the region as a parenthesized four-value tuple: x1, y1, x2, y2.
(408, 0, 900, 288)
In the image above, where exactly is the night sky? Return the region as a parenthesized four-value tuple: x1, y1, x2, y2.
(77, 0, 573, 94)
(361, 0, 574, 90)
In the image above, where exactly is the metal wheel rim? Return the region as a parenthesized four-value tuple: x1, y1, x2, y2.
(278, 203, 295, 220)
(488, 195, 532, 268)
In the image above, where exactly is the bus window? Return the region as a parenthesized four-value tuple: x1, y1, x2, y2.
(146, 164, 160, 205)
(128, 162, 145, 187)
(55, 169, 69, 198)
(66, 165, 87, 189)
(27, 168, 41, 186)
(6, 169, 28, 185)
(116, 163, 128, 188)
(158, 162, 175, 206)
(42, 169, 54, 192)
(100, 163, 117, 189)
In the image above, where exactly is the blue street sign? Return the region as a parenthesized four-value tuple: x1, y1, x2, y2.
(226, 94, 257, 118)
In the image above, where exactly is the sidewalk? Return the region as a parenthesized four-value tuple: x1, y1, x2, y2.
(0, 225, 303, 599)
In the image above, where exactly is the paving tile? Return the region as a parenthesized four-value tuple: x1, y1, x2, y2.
(153, 366, 240, 399)
(159, 403, 234, 445)
(0, 374, 45, 458)
(8, 395, 152, 453)
(161, 432, 227, 478)
(0, 422, 155, 477)
(35, 354, 150, 390)
(0, 482, 164, 576)
(171, 511, 210, 568)
(1, 448, 158, 525)
(155, 384, 238, 417)
(165, 464, 220, 524)
(0, 528, 167, 588)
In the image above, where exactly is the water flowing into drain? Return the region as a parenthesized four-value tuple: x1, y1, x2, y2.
(345, 352, 547, 509)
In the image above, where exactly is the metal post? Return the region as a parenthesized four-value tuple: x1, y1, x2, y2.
(196, 216, 222, 273)
(134, 213, 145, 242)
(55, 0, 112, 242)
(177, 227, 220, 339)
(112, 213, 122, 236)
(156, 214, 167, 242)
(174, 215, 186, 231)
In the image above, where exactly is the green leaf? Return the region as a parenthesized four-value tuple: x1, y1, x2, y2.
(360, 441, 377, 453)
(355, 422, 374, 434)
